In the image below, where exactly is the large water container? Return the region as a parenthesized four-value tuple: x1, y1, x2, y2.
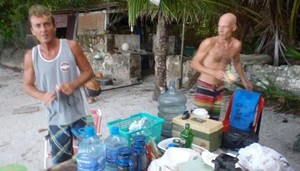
(105, 126, 128, 171)
(158, 80, 187, 137)
(77, 125, 106, 171)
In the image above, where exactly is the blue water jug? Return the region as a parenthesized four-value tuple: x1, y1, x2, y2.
(158, 80, 187, 137)
(105, 126, 128, 171)
(77, 125, 106, 171)
(131, 135, 148, 171)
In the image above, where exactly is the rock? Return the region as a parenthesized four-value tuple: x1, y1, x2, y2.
(240, 54, 272, 65)
(24, 35, 38, 49)
(293, 134, 300, 152)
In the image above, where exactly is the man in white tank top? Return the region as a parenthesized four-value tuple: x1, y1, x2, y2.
(23, 4, 94, 165)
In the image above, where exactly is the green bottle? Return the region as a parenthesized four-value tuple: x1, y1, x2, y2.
(180, 123, 194, 148)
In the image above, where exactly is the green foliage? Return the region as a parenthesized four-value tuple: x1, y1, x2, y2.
(241, 36, 261, 54)
(0, 1, 17, 47)
(284, 47, 300, 59)
(0, 0, 108, 49)
(259, 79, 300, 112)
(239, 0, 300, 65)
(127, 0, 224, 29)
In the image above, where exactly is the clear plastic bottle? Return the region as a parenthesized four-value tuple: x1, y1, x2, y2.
(116, 147, 133, 171)
(77, 125, 106, 171)
(131, 135, 148, 171)
(158, 80, 187, 137)
(105, 126, 128, 171)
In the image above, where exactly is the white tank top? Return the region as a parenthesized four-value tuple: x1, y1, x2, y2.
(32, 39, 85, 125)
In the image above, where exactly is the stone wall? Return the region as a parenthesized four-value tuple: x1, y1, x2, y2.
(85, 52, 141, 81)
(0, 48, 25, 70)
(246, 65, 300, 96)
(0, 34, 142, 83)
(166, 55, 300, 96)
(78, 34, 142, 82)
(1, 48, 299, 96)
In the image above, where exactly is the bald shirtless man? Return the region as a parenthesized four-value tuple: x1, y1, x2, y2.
(191, 13, 253, 120)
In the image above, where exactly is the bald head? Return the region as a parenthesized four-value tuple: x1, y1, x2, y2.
(218, 13, 237, 35)
(219, 13, 237, 26)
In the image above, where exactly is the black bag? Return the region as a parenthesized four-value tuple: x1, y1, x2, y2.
(222, 127, 259, 149)
(212, 153, 239, 171)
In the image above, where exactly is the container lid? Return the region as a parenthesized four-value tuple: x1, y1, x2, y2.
(133, 135, 146, 143)
(79, 125, 96, 138)
(133, 135, 146, 147)
(110, 126, 120, 135)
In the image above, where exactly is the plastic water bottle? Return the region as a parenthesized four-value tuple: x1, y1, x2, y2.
(77, 125, 106, 171)
(158, 80, 187, 137)
(131, 135, 148, 171)
(105, 126, 128, 171)
(116, 147, 133, 171)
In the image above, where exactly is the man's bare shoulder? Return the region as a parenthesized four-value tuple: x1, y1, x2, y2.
(66, 39, 78, 48)
(23, 49, 34, 69)
(200, 36, 217, 48)
(232, 37, 242, 47)
(203, 36, 217, 44)
(66, 39, 83, 56)
(24, 49, 33, 59)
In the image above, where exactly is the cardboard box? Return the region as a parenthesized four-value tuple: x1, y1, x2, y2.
(172, 115, 223, 151)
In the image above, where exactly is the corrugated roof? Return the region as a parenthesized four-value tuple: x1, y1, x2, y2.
(52, 2, 126, 14)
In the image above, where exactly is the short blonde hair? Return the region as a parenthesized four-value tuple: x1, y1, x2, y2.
(28, 4, 54, 26)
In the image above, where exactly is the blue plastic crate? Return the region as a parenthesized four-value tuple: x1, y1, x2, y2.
(106, 112, 164, 145)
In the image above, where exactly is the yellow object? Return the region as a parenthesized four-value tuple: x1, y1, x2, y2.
(95, 72, 103, 78)
(225, 71, 238, 82)
(84, 78, 101, 91)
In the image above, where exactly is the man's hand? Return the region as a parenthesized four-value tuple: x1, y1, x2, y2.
(214, 70, 226, 80)
(243, 80, 253, 90)
(42, 92, 56, 106)
(57, 83, 75, 95)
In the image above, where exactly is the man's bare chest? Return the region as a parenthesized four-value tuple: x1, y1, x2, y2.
(208, 45, 235, 62)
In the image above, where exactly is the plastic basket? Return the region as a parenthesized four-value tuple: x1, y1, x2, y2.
(106, 112, 164, 145)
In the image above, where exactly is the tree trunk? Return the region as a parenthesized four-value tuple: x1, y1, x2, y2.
(152, 13, 169, 101)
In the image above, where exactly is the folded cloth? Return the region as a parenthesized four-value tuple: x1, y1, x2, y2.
(148, 147, 200, 171)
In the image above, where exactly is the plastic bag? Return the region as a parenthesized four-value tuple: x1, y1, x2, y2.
(128, 117, 148, 132)
(238, 143, 294, 171)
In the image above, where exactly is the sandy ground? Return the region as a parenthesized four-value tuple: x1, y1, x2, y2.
(0, 65, 299, 171)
